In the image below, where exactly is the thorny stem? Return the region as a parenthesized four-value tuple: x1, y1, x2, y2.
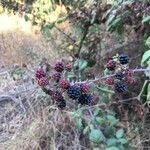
(73, 68, 150, 85)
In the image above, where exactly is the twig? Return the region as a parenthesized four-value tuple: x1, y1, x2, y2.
(74, 68, 150, 84)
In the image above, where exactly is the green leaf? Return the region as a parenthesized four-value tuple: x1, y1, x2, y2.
(118, 138, 128, 144)
(106, 146, 119, 150)
(146, 37, 150, 48)
(107, 138, 118, 146)
(74, 59, 88, 70)
(116, 129, 124, 139)
(142, 15, 150, 23)
(147, 83, 150, 102)
(96, 117, 105, 125)
(89, 129, 104, 143)
(76, 118, 83, 132)
(141, 50, 150, 66)
(83, 126, 89, 135)
(107, 115, 119, 126)
(104, 126, 115, 138)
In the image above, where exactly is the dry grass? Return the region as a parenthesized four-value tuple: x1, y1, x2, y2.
(0, 13, 59, 67)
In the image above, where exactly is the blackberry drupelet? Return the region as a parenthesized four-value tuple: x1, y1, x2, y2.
(114, 82, 127, 93)
(54, 62, 64, 72)
(119, 54, 129, 64)
(67, 85, 81, 100)
(115, 72, 124, 80)
(106, 59, 116, 71)
(78, 94, 93, 105)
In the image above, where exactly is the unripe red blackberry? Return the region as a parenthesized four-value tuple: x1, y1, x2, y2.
(114, 81, 127, 93)
(119, 54, 130, 65)
(78, 94, 93, 105)
(54, 62, 64, 72)
(51, 91, 63, 101)
(65, 63, 72, 72)
(106, 59, 116, 71)
(38, 77, 49, 86)
(105, 77, 114, 85)
(59, 79, 70, 89)
(125, 69, 134, 77)
(125, 76, 134, 84)
(35, 68, 46, 79)
(67, 85, 81, 100)
(80, 83, 90, 93)
(52, 72, 61, 82)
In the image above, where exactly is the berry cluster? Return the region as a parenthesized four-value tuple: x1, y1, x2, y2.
(104, 54, 134, 93)
(35, 61, 94, 109)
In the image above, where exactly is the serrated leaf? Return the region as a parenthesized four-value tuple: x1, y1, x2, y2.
(116, 129, 124, 139)
(142, 15, 150, 23)
(141, 50, 150, 66)
(106, 146, 119, 150)
(89, 129, 104, 143)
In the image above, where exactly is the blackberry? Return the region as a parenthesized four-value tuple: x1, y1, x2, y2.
(51, 91, 63, 101)
(59, 79, 70, 89)
(114, 82, 127, 93)
(78, 94, 93, 105)
(35, 68, 46, 79)
(119, 54, 129, 65)
(38, 77, 49, 86)
(65, 63, 72, 72)
(56, 99, 66, 109)
(54, 62, 64, 72)
(105, 77, 114, 85)
(67, 85, 81, 100)
(115, 72, 124, 80)
(106, 60, 116, 71)
(80, 83, 90, 93)
(52, 72, 61, 82)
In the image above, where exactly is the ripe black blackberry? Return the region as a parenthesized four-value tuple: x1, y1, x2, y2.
(54, 62, 64, 72)
(115, 72, 124, 80)
(56, 99, 66, 109)
(78, 94, 93, 105)
(114, 82, 127, 93)
(119, 54, 129, 64)
(67, 85, 81, 100)
(106, 59, 116, 71)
